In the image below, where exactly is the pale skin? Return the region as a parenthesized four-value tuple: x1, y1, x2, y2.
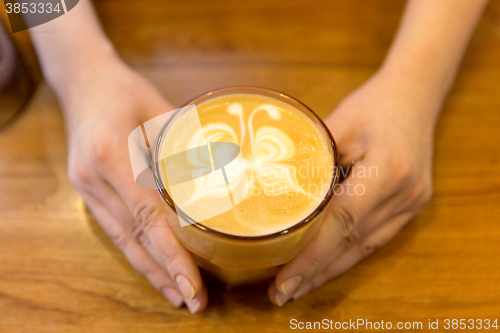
(28, 0, 488, 312)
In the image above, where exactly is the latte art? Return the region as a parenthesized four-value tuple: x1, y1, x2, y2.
(161, 94, 334, 236)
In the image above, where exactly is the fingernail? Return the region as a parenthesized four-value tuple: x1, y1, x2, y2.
(176, 275, 195, 300)
(186, 298, 201, 314)
(275, 292, 292, 307)
(293, 282, 313, 300)
(281, 275, 302, 295)
(162, 288, 183, 308)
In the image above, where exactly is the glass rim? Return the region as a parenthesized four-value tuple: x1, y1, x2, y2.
(153, 86, 340, 241)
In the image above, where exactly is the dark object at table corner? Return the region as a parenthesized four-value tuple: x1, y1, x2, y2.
(0, 20, 36, 131)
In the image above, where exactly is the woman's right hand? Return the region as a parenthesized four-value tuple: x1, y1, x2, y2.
(59, 56, 208, 314)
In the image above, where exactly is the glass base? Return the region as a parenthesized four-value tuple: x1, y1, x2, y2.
(195, 255, 279, 287)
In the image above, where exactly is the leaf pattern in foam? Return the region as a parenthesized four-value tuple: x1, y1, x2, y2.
(184, 123, 247, 204)
(249, 126, 307, 196)
(184, 104, 310, 205)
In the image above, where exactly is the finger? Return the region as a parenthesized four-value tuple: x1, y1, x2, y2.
(85, 184, 210, 313)
(344, 191, 414, 241)
(75, 173, 165, 271)
(326, 200, 410, 266)
(83, 194, 184, 308)
(78, 175, 156, 253)
(81, 99, 203, 301)
(303, 213, 412, 298)
(101, 161, 203, 301)
(76, 170, 137, 228)
(274, 157, 394, 296)
(83, 181, 165, 269)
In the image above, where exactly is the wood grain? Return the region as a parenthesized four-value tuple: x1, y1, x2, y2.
(1, 0, 500, 331)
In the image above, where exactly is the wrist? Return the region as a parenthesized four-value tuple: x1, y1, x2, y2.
(43, 38, 121, 103)
(380, 55, 450, 102)
(377, 59, 446, 120)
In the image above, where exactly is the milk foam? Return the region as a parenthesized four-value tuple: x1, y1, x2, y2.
(161, 94, 334, 236)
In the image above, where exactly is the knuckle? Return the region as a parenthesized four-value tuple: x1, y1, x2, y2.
(301, 247, 323, 273)
(360, 242, 379, 258)
(133, 201, 162, 230)
(389, 156, 413, 187)
(130, 224, 147, 244)
(343, 231, 360, 250)
(330, 206, 358, 237)
(67, 160, 92, 188)
(89, 139, 110, 167)
(162, 247, 179, 268)
(109, 231, 131, 251)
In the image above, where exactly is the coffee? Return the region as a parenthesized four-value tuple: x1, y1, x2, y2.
(159, 93, 334, 236)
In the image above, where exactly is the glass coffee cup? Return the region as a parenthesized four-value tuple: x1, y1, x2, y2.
(152, 87, 339, 286)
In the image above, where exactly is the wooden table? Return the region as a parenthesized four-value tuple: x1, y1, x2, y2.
(1, 1, 500, 331)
